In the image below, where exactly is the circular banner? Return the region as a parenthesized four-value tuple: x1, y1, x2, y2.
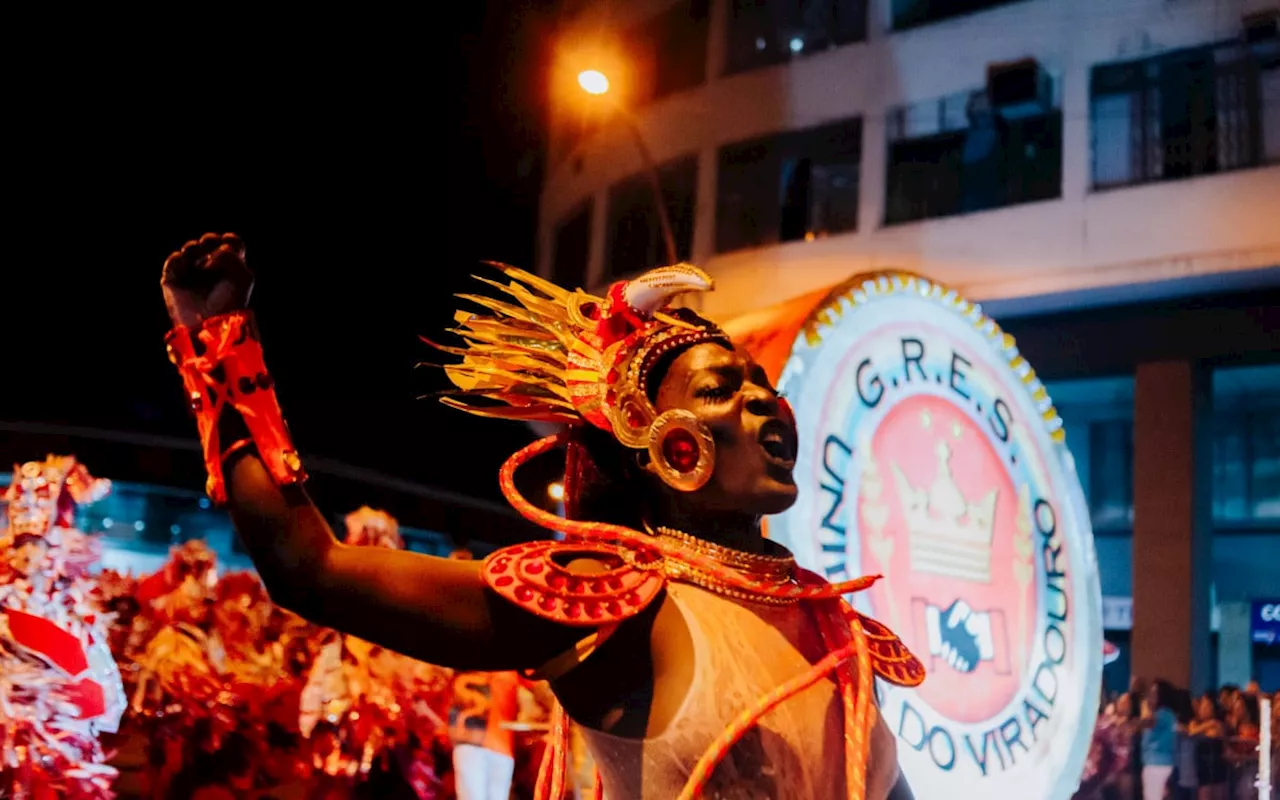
(771, 273, 1102, 800)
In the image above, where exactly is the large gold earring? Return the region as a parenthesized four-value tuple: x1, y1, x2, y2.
(647, 410, 715, 492)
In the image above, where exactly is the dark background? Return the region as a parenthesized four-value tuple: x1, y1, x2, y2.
(5, 6, 559, 505)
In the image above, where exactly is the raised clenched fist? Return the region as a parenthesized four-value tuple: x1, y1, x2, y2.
(160, 232, 254, 329)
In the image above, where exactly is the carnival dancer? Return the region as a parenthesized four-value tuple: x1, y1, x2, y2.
(209, 570, 312, 793)
(0, 455, 126, 799)
(453, 661, 522, 787)
(438, 547, 524, 800)
(158, 232, 925, 800)
(128, 539, 230, 800)
(299, 506, 444, 798)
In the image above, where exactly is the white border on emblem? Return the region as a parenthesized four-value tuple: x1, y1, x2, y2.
(771, 272, 1103, 800)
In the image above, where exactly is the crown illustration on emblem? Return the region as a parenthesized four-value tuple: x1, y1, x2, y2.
(891, 439, 998, 583)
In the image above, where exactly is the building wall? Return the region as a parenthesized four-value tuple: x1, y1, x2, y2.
(1049, 363, 1280, 691)
(541, 0, 1280, 319)
(543, 0, 1280, 692)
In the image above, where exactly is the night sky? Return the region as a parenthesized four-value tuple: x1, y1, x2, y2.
(8, 6, 558, 504)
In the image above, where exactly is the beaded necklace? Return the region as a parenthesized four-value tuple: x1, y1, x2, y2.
(650, 525, 800, 606)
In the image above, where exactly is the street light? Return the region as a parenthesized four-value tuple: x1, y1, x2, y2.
(575, 68, 678, 266)
(577, 70, 609, 96)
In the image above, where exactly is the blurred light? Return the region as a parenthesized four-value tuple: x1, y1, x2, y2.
(199, 497, 211, 509)
(1103, 639, 1120, 665)
(170, 524, 182, 536)
(756, 37, 767, 51)
(134, 520, 145, 532)
(102, 518, 113, 529)
(577, 70, 610, 96)
(789, 37, 804, 53)
(547, 482, 565, 502)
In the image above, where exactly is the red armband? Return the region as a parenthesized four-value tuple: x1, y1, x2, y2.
(165, 310, 306, 504)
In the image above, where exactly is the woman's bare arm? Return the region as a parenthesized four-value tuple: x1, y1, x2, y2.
(159, 233, 586, 673)
(224, 450, 584, 672)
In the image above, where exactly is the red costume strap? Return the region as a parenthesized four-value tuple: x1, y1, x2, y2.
(165, 310, 306, 504)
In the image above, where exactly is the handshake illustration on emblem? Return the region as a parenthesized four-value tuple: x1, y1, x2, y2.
(924, 599, 1005, 674)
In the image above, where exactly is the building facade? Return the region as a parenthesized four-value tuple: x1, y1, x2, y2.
(538, 0, 1280, 693)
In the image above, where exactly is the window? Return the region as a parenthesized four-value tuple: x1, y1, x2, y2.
(629, 0, 711, 105)
(1090, 39, 1280, 189)
(551, 201, 593, 290)
(885, 87, 1061, 225)
(605, 155, 698, 281)
(1213, 364, 1280, 524)
(725, 0, 867, 76)
(1089, 419, 1135, 532)
(1214, 412, 1280, 523)
(717, 118, 862, 253)
(891, 0, 1028, 31)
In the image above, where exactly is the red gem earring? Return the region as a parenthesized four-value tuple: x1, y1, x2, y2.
(647, 410, 715, 492)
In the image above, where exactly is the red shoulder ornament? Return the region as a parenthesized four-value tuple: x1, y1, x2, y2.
(794, 568, 925, 688)
(846, 607, 926, 687)
(481, 540, 666, 626)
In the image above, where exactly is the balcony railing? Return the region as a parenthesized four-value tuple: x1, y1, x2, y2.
(1090, 38, 1280, 190)
(884, 84, 1063, 225)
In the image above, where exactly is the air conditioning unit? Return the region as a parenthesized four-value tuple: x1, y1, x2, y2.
(1242, 8, 1278, 44)
(986, 58, 1052, 120)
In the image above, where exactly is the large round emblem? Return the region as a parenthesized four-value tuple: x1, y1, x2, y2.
(770, 273, 1102, 800)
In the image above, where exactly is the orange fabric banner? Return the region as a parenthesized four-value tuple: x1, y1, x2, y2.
(720, 288, 829, 383)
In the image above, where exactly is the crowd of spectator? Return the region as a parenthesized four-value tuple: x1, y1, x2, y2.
(1074, 678, 1276, 800)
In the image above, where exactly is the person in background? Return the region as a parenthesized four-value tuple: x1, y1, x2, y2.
(1110, 692, 1140, 800)
(1217, 686, 1238, 714)
(1226, 694, 1260, 800)
(1142, 680, 1178, 799)
(1243, 681, 1261, 698)
(1076, 692, 1120, 800)
(449, 667, 521, 800)
(1174, 687, 1197, 799)
(444, 549, 522, 800)
(1187, 694, 1228, 800)
(1127, 687, 1147, 800)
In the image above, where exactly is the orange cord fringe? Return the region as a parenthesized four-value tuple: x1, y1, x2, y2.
(510, 435, 877, 800)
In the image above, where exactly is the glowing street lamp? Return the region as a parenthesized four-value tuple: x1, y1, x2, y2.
(573, 66, 678, 266)
(577, 69, 610, 96)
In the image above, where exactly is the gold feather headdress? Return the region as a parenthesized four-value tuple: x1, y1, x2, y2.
(433, 263, 728, 451)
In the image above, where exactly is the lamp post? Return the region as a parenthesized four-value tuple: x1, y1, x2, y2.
(577, 70, 679, 266)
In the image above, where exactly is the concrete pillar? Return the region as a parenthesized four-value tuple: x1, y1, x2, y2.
(1218, 601, 1254, 688)
(1131, 361, 1213, 694)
